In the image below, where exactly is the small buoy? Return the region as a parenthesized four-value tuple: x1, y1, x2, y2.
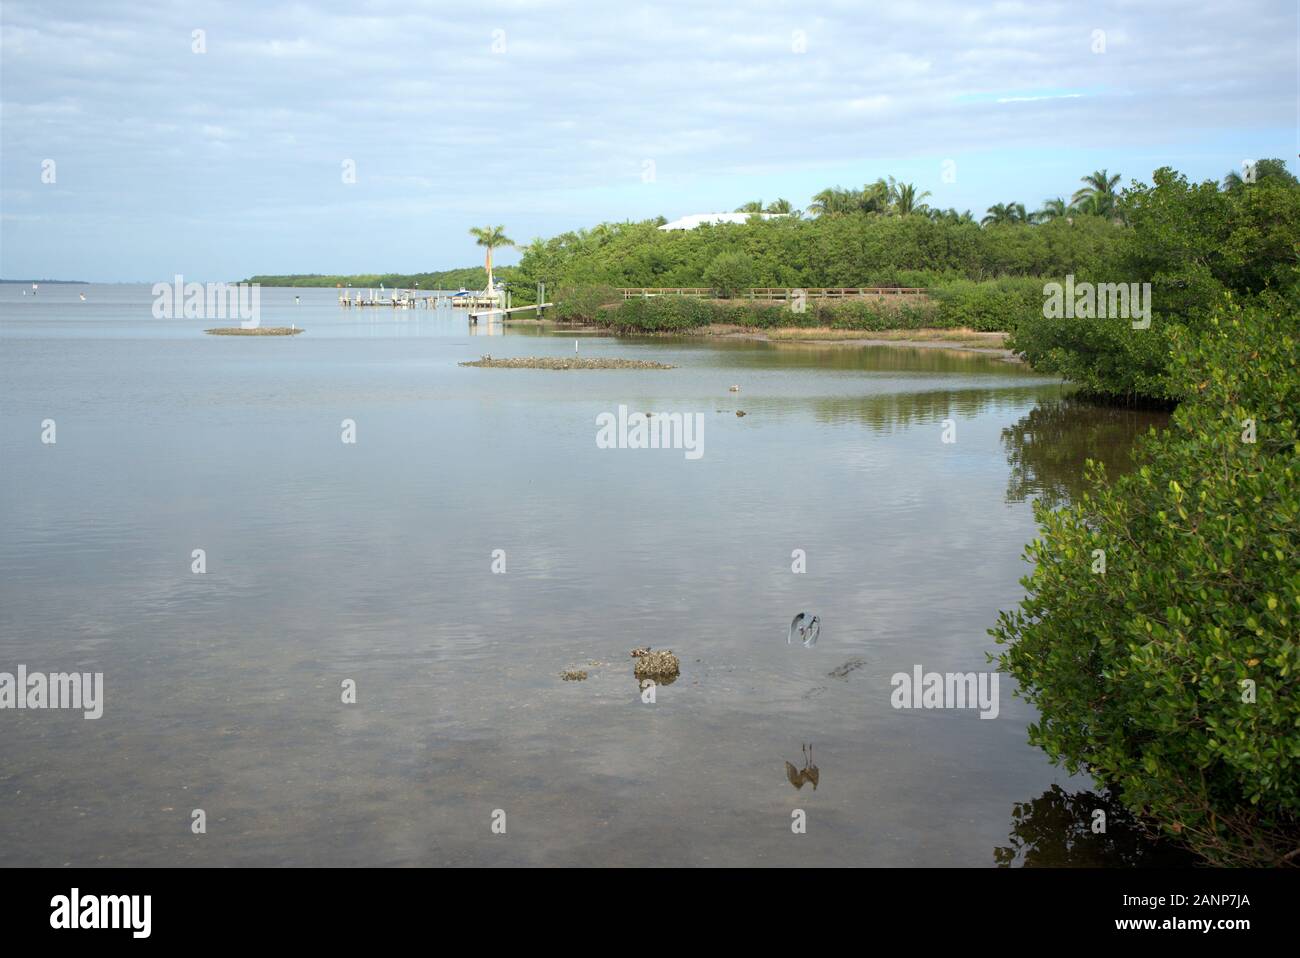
(575, 340, 579, 354)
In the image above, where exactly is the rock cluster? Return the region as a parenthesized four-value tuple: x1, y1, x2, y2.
(204, 327, 303, 336)
(633, 650, 681, 680)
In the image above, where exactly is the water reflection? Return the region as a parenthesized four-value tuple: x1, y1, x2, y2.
(784, 744, 820, 791)
(810, 386, 1054, 430)
(1002, 398, 1170, 508)
(995, 785, 1196, 867)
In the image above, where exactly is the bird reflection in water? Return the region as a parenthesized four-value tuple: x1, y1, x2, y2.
(784, 743, 820, 791)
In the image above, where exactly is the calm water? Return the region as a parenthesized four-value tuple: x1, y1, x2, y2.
(0, 284, 1177, 866)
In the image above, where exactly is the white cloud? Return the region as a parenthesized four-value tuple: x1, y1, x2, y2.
(0, 0, 1294, 280)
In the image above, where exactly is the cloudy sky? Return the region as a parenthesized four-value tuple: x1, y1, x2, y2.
(1, 0, 1295, 282)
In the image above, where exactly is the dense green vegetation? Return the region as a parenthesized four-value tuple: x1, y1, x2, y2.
(589, 295, 944, 332)
(528, 161, 1299, 404)
(518, 207, 1121, 291)
(702, 251, 757, 298)
(992, 162, 1299, 866)
(555, 281, 1041, 334)
(993, 303, 1299, 865)
(1010, 163, 1300, 402)
(515, 170, 1138, 295)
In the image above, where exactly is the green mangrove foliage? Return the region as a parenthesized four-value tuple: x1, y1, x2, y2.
(589, 289, 1044, 333)
(1009, 163, 1300, 402)
(703, 251, 758, 298)
(993, 303, 1300, 866)
(518, 211, 1122, 292)
(531, 161, 1299, 401)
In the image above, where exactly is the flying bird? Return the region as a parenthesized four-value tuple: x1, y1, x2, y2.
(788, 612, 820, 647)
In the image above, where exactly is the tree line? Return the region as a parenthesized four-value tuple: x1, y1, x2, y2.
(735, 162, 1294, 225)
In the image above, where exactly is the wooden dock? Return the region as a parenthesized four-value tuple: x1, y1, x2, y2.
(616, 286, 927, 301)
(338, 292, 439, 309)
(449, 295, 499, 309)
(336, 291, 506, 309)
(469, 303, 553, 323)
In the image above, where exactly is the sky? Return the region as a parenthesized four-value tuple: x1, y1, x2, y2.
(0, 0, 1296, 282)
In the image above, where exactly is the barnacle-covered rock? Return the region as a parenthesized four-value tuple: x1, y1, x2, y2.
(633, 650, 680, 680)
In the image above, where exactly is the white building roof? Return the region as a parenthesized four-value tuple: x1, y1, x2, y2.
(657, 212, 786, 230)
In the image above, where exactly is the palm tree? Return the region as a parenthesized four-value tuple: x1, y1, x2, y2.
(891, 182, 932, 216)
(928, 208, 976, 225)
(735, 200, 765, 213)
(1223, 158, 1299, 191)
(859, 179, 892, 214)
(809, 187, 857, 217)
(1032, 197, 1073, 224)
(808, 188, 833, 217)
(809, 181, 893, 217)
(518, 237, 550, 288)
(469, 225, 514, 298)
(1071, 170, 1121, 218)
(981, 202, 1028, 227)
(764, 198, 794, 214)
